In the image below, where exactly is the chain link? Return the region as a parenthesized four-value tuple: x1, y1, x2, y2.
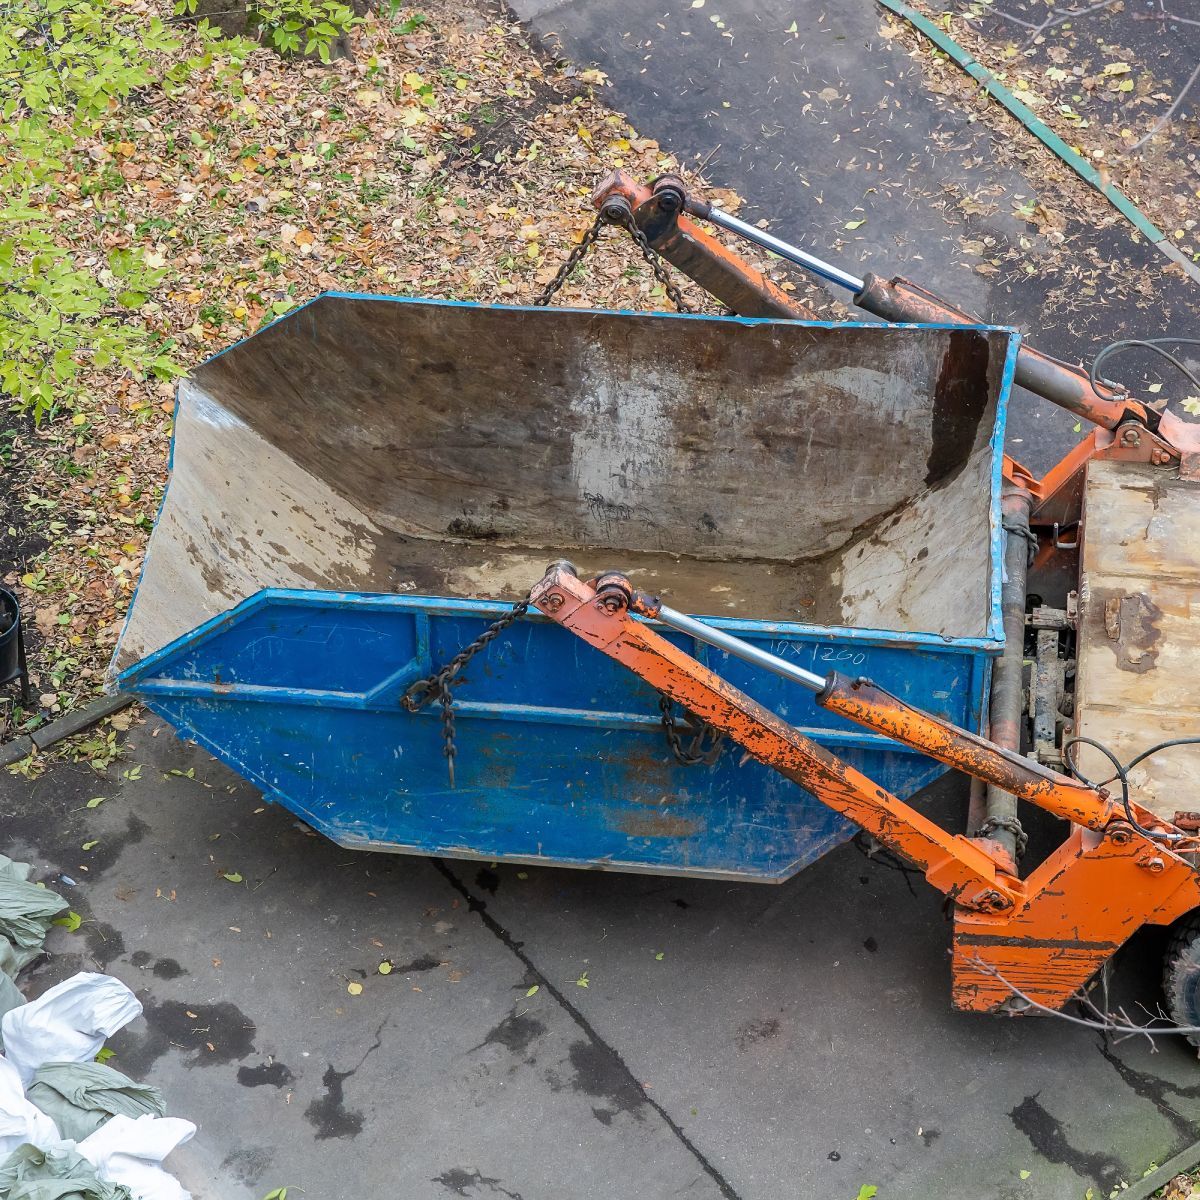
(622, 215, 694, 313)
(401, 596, 531, 787)
(658, 694, 725, 766)
(532, 209, 694, 313)
(973, 814, 1029, 859)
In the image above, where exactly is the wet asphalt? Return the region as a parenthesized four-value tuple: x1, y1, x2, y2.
(5, 1, 1200, 1197)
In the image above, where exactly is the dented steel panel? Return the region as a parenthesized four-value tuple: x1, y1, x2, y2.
(113, 298, 1019, 880)
(1075, 460, 1200, 822)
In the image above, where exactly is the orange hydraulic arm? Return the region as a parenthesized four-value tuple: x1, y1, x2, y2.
(593, 171, 1200, 495)
(530, 564, 1200, 1012)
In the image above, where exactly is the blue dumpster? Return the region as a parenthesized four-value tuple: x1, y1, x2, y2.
(112, 295, 1018, 881)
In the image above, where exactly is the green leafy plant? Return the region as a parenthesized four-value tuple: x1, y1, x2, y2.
(175, 0, 362, 63)
(0, 0, 191, 420)
(393, 10, 428, 32)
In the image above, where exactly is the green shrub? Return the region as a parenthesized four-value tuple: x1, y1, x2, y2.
(0, 1, 255, 421)
(174, 0, 361, 63)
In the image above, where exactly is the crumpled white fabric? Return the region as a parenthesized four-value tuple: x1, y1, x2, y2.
(0, 1052, 60, 1157)
(1, 972, 142, 1086)
(78, 1114, 196, 1200)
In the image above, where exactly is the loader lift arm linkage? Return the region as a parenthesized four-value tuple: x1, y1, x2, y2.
(591, 170, 1200, 500)
(530, 565, 1200, 1013)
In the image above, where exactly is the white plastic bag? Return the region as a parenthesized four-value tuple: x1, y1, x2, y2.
(79, 1114, 196, 1200)
(1, 972, 142, 1086)
(0, 1052, 60, 1157)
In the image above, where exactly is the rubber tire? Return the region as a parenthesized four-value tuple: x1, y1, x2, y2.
(1162, 910, 1200, 1050)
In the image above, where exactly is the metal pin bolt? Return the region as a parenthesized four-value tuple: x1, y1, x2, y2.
(1107, 827, 1132, 846)
(1144, 856, 1165, 874)
(1121, 427, 1141, 447)
(541, 593, 564, 613)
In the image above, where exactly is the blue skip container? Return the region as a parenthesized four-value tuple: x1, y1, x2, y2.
(112, 295, 1018, 881)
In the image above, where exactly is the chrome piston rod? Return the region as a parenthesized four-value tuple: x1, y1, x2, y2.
(697, 205, 865, 295)
(655, 604, 827, 693)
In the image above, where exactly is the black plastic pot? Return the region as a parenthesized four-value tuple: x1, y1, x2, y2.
(0, 587, 31, 703)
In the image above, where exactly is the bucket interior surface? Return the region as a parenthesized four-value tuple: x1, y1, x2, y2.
(113, 297, 1012, 675)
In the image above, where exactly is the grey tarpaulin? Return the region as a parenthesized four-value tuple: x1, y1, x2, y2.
(0, 1142, 132, 1200)
(0, 975, 23, 1024)
(0, 857, 67, 978)
(26, 1066, 165, 1144)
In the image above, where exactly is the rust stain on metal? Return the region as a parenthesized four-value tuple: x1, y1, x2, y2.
(614, 810, 700, 838)
(1096, 589, 1162, 674)
(927, 330, 990, 488)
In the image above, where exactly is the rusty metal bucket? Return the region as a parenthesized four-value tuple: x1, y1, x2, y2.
(112, 295, 1018, 880)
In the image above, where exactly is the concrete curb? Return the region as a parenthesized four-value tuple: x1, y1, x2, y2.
(878, 0, 1200, 286)
(1123, 1135, 1200, 1200)
(0, 692, 134, 766)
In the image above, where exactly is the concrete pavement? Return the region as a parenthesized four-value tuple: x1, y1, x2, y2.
(5, 715, 1200, 1199)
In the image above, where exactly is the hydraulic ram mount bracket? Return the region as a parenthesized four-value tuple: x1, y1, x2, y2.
(530, 563, 1200, 1013)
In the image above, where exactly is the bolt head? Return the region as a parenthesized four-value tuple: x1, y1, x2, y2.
(1108, 827, 1132, 845)
(1121, 427, 1141, 446)
(1145, 856, 1166, 874)
(542, 593, 564, 612)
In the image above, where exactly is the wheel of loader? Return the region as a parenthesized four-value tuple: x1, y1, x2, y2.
(1163, 910, 1200, 1047)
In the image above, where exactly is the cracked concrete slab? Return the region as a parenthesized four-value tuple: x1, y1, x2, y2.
(2, 725, 731, 1200)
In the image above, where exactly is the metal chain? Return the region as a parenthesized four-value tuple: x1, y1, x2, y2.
(658, 693, 724, 766)
(622, 215, 695, 313)
(403, 219, 701, 785)
(532, 209, 694, 313)
(1002, 520, 1039, 569)
(401, 596, 531, 787)
(974, 815, 1029, 859)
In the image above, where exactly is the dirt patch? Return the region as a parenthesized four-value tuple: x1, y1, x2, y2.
(450, 76, 586, 179)
(0, 415, 50, 578)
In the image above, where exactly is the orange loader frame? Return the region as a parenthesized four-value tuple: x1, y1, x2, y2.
(520, 171, 1200, 1015)
(529, 565, 1200, 1013)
